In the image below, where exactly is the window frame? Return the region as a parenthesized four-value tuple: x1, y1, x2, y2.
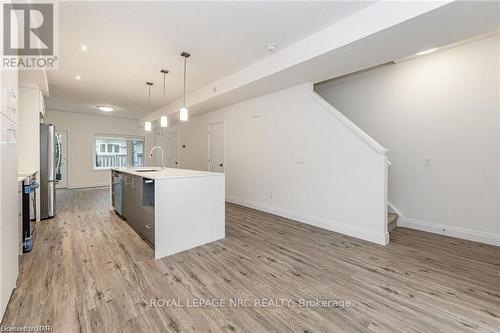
(92, 134, 145, 171)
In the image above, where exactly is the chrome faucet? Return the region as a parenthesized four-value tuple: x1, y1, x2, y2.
(149, 146, 165, 168)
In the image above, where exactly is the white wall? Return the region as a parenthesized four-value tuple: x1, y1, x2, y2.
(315, 35, 500, 245)
(166, 83, 389, 244)
(44, 110, 144, 188)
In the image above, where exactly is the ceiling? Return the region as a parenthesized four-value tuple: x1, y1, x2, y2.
(45, 1, 373, 119)
(143, 0, 499, 125)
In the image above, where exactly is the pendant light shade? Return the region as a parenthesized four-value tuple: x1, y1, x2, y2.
(160, 116, 168, 127)
(179, 107, 188, 121)
(179, 51, 190, 122)
(145, 121, 152, 132)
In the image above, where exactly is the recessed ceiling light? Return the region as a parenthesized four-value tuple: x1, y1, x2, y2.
(266, 43, 276, 52)
(416, 48, 437, 56)
(97, 106, 115, 112)
(75, 75, 81, 80)
(80, 44, 88, 51)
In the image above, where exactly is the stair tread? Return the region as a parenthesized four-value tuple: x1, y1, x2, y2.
(388, 212, 398, 232)
(388, 212, 398, 224)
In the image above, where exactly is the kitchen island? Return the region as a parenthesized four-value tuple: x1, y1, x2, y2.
(110, 167, 225, 259)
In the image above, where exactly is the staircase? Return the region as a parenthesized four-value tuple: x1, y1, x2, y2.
(388, 212, 398, 232)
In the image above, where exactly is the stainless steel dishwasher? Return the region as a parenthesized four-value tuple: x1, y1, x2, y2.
(111, 171, 124, 217)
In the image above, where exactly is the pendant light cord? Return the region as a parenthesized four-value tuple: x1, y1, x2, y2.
(160, 70, 168, 104)
(183, 56, 187, 107)
(146, 82, 153, 105)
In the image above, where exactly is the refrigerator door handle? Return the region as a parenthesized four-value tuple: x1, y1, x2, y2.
(47, 125, 55, 181)
(56, 133, 62, 174)
(47, 180, 55, 217)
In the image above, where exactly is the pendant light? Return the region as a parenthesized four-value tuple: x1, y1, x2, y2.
(160, 69, 169, 127)
(145, 82, 153, 131)
(179, 51, 190, 121)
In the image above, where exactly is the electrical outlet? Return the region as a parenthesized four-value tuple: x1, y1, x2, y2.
(295, 157, 305, 165)
(424, 156, 432, 166)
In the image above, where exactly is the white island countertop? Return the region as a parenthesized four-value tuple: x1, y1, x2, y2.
(111, 167, 222, 180)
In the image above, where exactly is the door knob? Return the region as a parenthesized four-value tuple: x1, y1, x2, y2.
(218, 163, 223, 167)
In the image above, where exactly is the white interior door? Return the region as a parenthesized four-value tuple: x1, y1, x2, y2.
(208, 122, 224, 173)
(55, 130, 68, 188)
(166, 131, 178, 168)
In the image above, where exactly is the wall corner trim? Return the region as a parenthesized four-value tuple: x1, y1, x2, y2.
(397, 217, 500, 247)
(227, 195, 389, 246)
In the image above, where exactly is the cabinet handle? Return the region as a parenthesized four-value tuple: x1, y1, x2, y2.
(144, 224, 152, 230)
(144, 180, 153, 184)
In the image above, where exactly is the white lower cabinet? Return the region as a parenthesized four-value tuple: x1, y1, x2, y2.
(18, 181, 23, 255)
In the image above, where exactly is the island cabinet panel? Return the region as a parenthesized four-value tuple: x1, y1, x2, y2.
(154, 175, 225, 259)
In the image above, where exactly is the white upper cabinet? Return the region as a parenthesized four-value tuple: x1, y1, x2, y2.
(0, 69, 18, 124)
(18, 85, 42, 173)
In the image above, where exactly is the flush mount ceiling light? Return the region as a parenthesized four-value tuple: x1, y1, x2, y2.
(97, 106, 114, 112)
(75, 75, 81, 80)
(416, 48, 437, 56)
(80, 44, 88, 51)
(179, 51, 190, 122)
(266, 43, 276, 52)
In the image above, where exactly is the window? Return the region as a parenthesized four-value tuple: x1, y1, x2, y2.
(93, 135, 145, 170)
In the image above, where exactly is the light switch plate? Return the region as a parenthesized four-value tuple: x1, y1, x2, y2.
(424, 156, 432, 166)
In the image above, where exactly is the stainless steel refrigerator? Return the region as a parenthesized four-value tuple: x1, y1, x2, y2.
(40, 123, 56, 219)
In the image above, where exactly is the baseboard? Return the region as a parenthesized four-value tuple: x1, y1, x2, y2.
(226, 196, 389, 245)
(398, 217, 500, 247)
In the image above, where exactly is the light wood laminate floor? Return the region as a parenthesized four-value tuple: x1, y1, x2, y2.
(2, 188, 499, 332)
